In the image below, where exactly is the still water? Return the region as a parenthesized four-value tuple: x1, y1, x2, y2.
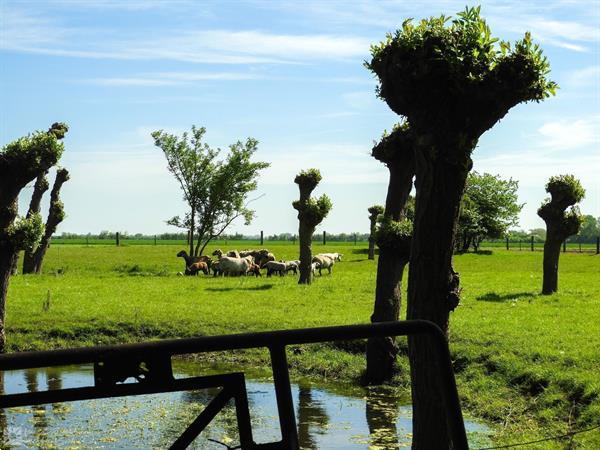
(0, 361, 491, 449)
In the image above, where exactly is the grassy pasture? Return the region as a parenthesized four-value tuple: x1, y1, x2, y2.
(5, 243, 600, 448)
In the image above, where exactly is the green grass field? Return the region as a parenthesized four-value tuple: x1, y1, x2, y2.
(5, 243, 600, 448)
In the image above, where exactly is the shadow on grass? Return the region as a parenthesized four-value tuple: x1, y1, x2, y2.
(456, 250, 494, 256)
(477, 291, 537, 302)
(352, 248, 377, 255)
(206, 284, 275, 292)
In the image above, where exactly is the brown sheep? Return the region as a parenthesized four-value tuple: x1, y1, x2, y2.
(187, 261, 209, 275)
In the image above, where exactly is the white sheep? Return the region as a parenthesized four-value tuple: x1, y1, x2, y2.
(264, 261, 287, 277)
(316, 252, 343, 262)
(215, 256, 251, 276)
(312, 255, 335, 276)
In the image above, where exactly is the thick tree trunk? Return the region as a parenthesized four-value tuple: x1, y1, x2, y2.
(407, 145, 469, 449)
(366, 160, 414, 383)
(0, 244, 16, 354)
(542, 236, 562, 295)
(298, 222, 314, 285)
(368, 236, 376, 260)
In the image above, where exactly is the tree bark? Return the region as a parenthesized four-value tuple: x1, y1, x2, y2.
(542, 236, 561, 295)
(298, 222, 314, 284)
(0, 246, 16, 353)
(366, 159, 414, 383)
(406, 143, 469, 449)
(368, 235, 376, 260)
(23, 173, 49, 274)
(28, 169, 69, 274)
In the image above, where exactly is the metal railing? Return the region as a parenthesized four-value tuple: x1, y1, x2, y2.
(0, 320, 468, 449)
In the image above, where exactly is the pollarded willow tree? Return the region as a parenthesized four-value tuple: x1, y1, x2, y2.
(23, 168, 70, 274)
(292, 169, 332, 285)
(0, 123, 68, 352)
(367, 205, 384, 260)
(366, 126, 415, 383)
(538, 175, 585, 295)
(367, 7, 557, 448)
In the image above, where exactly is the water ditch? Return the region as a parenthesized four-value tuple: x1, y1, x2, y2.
(0, 360, 491, 449)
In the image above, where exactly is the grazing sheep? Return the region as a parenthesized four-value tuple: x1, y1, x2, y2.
(211, 259, 222, 276)
(247, 263, 262, 277)
(311, 262, 319, 275)
(227, 250, 241, 258)
(239, 249, 257, 258)
(254, 249, 276, 268)
(212, 249, 223, 258)
(187, 261, 209, 275)
(284, 260, 299, 275)
(312, 255, 335, 275)
(177, 250, 212, 274)
(264, 261, 287, 277)
(316, 252, 343, 262)
(217, 256, 252, 276)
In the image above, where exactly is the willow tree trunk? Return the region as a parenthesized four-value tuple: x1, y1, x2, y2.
(368, 213, 378, 259)
(366, 159, 414, 383)
(298, 222, 314, 284)
(27, 169, 69, 274)
(23, 173, 49, 274)
(407, 144, 468, 449)
(0, 242, 17, 353)
(542, 235, 562, 295)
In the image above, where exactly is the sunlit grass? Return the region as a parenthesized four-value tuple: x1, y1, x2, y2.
(5, 244, 600, 448)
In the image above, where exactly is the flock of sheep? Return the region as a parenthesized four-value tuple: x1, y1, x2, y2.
(176, 249, 343, 278)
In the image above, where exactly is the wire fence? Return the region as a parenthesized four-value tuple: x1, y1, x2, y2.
(480, 236, 600, 254)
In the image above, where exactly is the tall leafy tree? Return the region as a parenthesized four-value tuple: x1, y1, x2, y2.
(366, 126, 414, 383)
(152, 126, 269, 257)
(367, 7, 556, 447)
(538, 175, 584, 294)
(578, 215, 599, 242)
(456, 172, 522, 252)
(293, 169, 332, 285)
(0, 123, 68, 352)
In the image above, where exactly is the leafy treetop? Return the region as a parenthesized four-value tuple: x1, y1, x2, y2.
(368, 205, 385, 216)
(294, 168, 322, 192)
(366, 6, 557, 140)
(538, 174, 585, 237)
(544, 174, 585, 206)
(371, 122, 413, 164)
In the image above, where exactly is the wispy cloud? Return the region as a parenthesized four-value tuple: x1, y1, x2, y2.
(537, 116, 600, 151)
(1, 6, 370, 64)
(85, 71, 263, 86)
(566, 66, 600, 88)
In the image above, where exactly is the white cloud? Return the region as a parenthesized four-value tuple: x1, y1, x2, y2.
(537, 116, 600, 151)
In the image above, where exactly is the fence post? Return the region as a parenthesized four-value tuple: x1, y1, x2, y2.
(519, 240, 522, 251)
(579, 240, 581, 253)
(323, 231, 326, 245)
(116, 232, 120, 247)
(154, 235, 157, 245)
(506, 237, 509, 250)
(260, 231, 264, 246)
(563, 240, 566, 253)
(597, 236, 599, 255)
(531, 236, 534, 252)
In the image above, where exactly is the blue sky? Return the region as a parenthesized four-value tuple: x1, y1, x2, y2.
(1, 0, 598, 235)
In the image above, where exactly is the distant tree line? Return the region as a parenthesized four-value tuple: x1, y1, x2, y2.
(55, 231, 371, 242)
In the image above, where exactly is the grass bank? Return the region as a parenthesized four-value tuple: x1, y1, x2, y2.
(5, 243, 600, 448)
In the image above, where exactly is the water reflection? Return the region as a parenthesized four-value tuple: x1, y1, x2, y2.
(297, 385, 329, 449)
(0, 365, 490, 449)
(366, 388, 402, 449)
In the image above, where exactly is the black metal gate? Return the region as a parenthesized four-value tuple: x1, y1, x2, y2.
(0, 320, 468, 449)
